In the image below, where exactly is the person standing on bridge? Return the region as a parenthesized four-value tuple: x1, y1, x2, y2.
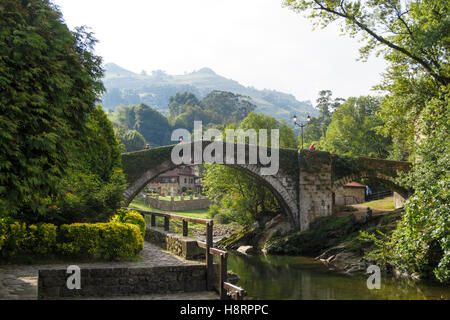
(309, 143, 316, 151)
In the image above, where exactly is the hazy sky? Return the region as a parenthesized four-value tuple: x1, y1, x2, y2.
(53, 0, 387, 103)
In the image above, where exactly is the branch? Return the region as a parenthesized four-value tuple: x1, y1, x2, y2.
(311, 0, 449, 85)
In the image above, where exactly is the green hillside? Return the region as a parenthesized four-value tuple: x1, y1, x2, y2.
(101, 63, 318, 123)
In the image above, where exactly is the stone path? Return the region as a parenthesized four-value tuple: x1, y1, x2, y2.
(0, 242, 216, 300)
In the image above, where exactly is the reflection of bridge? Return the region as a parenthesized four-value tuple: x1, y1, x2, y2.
(121, 141, 411, 231)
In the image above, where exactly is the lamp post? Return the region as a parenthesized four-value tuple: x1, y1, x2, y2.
(293, 115, 311, 150)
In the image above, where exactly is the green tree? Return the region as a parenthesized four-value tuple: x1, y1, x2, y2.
(284, 0, 449, 282)
(320, 96, 392, 158)
(168, 91, 201, 117)
(115, 128, 147, 152)
(0, 0, 104, 218)
(133, 104, 172, 147)
(200, 91, 257, 124)
(303, 90, 344, 147)
(203, 113, 297, 226)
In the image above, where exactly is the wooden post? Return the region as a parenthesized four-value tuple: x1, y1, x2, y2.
(182, 219, 188, 237)
(206, 221, 213, 290)
(151, 214, 155, 227)
(164, 216, 170, 231)
(219, 252, 228, 299)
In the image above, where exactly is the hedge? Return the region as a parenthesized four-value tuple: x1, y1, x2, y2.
(110, 209, 146, 237)
(58, 222, 143, 260)
(0, 214, 144, 261)
(0, 218, 57, 259)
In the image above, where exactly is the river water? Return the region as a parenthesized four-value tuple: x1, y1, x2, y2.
(227, 253, 450, 300)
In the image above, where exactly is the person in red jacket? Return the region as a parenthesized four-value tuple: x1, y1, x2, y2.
(309, 143, 316, 151)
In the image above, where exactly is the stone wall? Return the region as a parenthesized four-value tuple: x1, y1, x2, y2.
(145, 197, 210, 211)
(299, 151, 333, 231)
(334, 186, 365, 205)
(394, 192, 405, 208)
(145, 227, 204, 260)
(38, 265, 207, 299)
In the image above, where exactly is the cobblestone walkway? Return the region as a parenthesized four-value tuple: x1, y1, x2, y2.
(0, 242, 215, 300)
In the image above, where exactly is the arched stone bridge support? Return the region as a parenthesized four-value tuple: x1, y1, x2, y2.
(121, 143, 411, 231)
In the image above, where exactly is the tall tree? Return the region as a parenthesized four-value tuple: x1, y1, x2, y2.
(320, 96, 392, 158)
(303, 90, 343, 146)
(115, 128, 147, 153)
(0, 0, 104, 218)
(203, 113, 297, 226)
(134, 104, 172, 147)
(284, 0, 449, 282)
(168, 91, 201, 117)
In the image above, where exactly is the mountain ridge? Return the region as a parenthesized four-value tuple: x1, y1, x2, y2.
(101, 63, 318, 123)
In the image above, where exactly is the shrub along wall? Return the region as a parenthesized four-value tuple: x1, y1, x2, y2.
(0, 210, 145, 261)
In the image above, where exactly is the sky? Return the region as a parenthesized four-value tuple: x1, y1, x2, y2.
(53, 0, 388, 103)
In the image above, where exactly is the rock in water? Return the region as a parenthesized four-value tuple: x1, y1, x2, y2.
(237, 246, 257, 255)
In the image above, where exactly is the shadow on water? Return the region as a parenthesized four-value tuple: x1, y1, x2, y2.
(227, 253, 450, 300)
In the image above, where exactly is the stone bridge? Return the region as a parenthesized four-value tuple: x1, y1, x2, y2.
(121, 141, 411, 231)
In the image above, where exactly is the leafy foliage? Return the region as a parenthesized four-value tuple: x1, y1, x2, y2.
(0, 0, 105, 218)
(286, 0, 449, 283)
(57, 222, 143, 261)
(320, 96, 392, 158)
(115, 127, 147, 152)
(203, 112, 297, 226)
(302, 90, 344, 147)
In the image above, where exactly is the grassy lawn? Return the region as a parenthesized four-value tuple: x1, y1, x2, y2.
(130, 198, 209, 218)
(129, 198, 210, 235)
(354, 196, 396, 211)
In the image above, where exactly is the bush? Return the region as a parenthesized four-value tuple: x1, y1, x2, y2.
(46, 170, 126, 225)
(111, 209, 146, 237)
(58, 222, 143, 260)
(0, 218, 27, 259)
(0, 218, 143, 262)
(0, 219, 57, 259)
(208, 204, 220, 219)
(23, 223, 57, 255)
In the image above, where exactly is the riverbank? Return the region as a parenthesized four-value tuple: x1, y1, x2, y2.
(217, 206, 403, 275)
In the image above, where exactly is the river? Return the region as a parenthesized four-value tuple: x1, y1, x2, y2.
(226, 253, 450, 300)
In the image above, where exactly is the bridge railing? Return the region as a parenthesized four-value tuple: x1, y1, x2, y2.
(122, 207, 246, 300)
(366, 190, 393, 201)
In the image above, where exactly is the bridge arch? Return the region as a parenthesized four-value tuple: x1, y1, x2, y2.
(122, 145, 411, 231)
(330, 155, 412, 199)
(121, 142, 300, 228)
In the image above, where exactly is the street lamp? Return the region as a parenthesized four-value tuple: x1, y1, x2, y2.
(293, 115, 311, 150)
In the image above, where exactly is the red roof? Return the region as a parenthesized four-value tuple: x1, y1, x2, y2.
(344, 182, 367, 188)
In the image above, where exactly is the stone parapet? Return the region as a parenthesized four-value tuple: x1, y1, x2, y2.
(38, 265, 207, 299)
(145, 227, 204, 260)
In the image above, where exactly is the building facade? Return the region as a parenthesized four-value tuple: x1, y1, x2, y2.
(147, 165, 203, 195)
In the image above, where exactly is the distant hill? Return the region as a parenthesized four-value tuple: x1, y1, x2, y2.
(100, 63, 318, 124)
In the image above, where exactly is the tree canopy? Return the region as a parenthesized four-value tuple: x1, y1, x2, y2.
(320, 96, 392, 158)
(284, 0, 449, 282)
(0, 0, 104, 218)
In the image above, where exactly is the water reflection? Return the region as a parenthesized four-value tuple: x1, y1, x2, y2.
(227, 253, 450, 300)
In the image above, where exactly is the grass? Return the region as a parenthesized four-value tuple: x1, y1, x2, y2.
(129, 198, 210, 236)
(354, 196, 396, 211)
(130, 198, 209, 218)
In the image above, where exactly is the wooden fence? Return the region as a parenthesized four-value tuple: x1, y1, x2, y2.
(123, 207, 246, 300)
